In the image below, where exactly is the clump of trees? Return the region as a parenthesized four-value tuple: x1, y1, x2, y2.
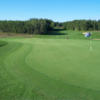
(63, 20, 100, 31)
(0, 19, 54, 34)
(0, 19, 100, 35)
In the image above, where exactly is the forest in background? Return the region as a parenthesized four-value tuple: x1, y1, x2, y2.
(0, 19, 100, 35)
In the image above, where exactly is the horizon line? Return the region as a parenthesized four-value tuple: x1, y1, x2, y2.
(0, 18, 99, 22)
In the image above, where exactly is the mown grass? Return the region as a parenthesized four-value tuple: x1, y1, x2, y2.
(0, 40, 8, 47)
(33, 30, 100, 40)
(0, 37, 100, 100)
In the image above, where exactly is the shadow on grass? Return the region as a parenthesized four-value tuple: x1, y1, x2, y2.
(0, 41, 8, 47)
(47, 29, 66, 35)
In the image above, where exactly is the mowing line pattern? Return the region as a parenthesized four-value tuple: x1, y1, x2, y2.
(0, 38, 100, 100)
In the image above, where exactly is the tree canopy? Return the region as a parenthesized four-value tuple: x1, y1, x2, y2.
(63, 20, 100, 31)
(0, 19, 53, 34)
(0, 19, 100, 35)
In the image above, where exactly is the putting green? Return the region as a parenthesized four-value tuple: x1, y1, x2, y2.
(0, 38, 100, 100)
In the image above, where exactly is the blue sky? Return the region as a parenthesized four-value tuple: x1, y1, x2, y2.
(0, 0, 100, 22)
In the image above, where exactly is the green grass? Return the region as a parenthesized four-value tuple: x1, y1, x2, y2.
(62, 30, 100, 39)
(33, 30, 100, 40)
(0, 37, 100, 100)
(0, 40, 8, 47)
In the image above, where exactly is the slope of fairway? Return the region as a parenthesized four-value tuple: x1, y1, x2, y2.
(0, 38, 100, 100)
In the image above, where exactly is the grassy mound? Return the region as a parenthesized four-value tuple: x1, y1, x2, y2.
(0, 38, 100, 100)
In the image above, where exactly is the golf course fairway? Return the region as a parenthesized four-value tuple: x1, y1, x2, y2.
(0, 38, 100, 100)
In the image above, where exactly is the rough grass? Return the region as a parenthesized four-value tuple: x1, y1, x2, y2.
(0, 38, 100, 100)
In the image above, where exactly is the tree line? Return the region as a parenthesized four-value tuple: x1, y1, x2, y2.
(0, 19, 54, 34)
(0, 19, 100, 35)
(63, 20, 100, 31)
